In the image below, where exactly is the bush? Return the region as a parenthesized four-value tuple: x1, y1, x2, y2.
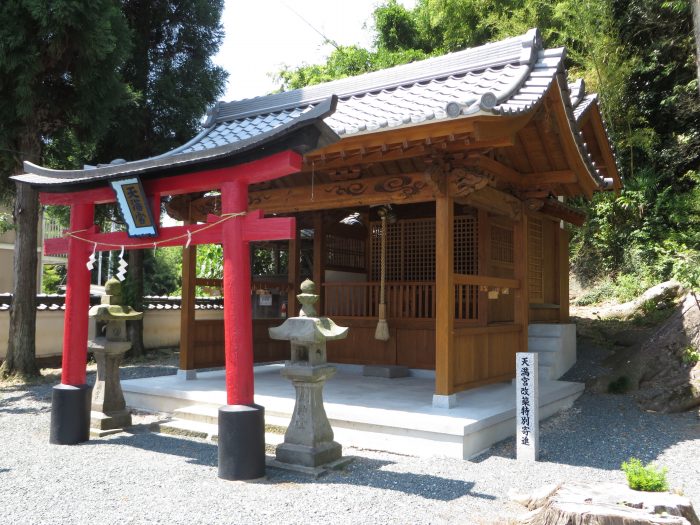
(681, 346, 700, 366)
(41, 264, 65, 294)
(621, 457, 669, 492)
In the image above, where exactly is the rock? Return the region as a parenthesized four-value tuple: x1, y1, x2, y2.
(603, 280, 683, 320)
(516, 482, 700, 525)
(509, 483, 561, 510)
(633, 293, 700, 413)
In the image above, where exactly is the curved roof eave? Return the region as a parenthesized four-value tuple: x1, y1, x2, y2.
(13, 97, 339, 192)
(548, 75, 605, 197)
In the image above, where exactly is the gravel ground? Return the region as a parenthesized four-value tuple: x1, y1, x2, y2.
(1, 346, 698, 525)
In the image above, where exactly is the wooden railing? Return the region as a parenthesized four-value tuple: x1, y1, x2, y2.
(324, 275, 520, 322)
(324, 281, 435, 319)
(453, 274, 520, 323)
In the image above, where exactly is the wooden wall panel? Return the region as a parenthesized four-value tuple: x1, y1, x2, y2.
(542, 219, 558, 305)
(253, 319, 290, 362)
(453, 333, 487, 386)
(529, 307, 561, 323)
(192, 320, 225, 369)
(192, 318, 290, 369)
(326, 318, 397, 365)
(453, 326, 520, 390)
(396, 325, 436, 369)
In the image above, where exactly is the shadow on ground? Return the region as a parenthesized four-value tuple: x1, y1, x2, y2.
(82, 427, 493, 501)
(268, 456, 497, 501)
(473, 391, 698, 470)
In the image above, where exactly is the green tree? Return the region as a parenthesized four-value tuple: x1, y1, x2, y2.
(96, 0, 227, 356)
(0, 0, 131, 379)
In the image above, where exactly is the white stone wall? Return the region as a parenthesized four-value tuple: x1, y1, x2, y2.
(0, 308, 207, 361)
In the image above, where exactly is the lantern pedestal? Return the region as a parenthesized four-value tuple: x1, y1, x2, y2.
(87, 278, 142, 436)
(268, 279, 350, 473)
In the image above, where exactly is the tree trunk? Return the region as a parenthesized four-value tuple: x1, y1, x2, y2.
(694, 0, 700, 95)
(1, 182, 39, 379)
(126, 249, 145, 358)
(1, 130, 41, 380)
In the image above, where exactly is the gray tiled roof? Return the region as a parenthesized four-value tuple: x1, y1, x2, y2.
(209, 29, 555, 139)
(13, 28, 607, 189)
(176, 27, 603, 183)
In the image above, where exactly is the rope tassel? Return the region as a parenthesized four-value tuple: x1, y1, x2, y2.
(374, 209, 390, 341)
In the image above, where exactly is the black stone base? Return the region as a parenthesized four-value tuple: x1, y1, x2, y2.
(218, 404, 266, 481)
(50, 384, 92, 445)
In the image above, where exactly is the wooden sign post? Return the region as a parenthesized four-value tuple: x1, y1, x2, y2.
(516, 352, 539, 461)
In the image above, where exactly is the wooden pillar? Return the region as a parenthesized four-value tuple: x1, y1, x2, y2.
(435, 194, 455, 396)
(313, 211, 325, 315)
(558, 226, 570, 323)
(477, 209, 489, 326)
(179, 215, 196, 372)
(287, 224, 300, 316)
(514, 204, 529, 353)
(221, 180, 254, 406)
(61, 202, 95, 386)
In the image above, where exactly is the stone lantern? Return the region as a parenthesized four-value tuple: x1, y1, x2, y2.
(268, 279, 349, 471)
(87, 277, 143, 436)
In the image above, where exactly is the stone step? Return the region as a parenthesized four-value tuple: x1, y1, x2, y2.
(173, 404, 219, 425)
(528, 336, 562, 353)
(150, 417, 286, 447)
(151, 418, 218, 440)
(528, 324, 567, 337)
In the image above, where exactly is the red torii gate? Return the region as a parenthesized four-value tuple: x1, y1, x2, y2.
(40, 150, 300, 480)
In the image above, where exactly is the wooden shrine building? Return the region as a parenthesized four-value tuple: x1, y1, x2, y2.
(15, 29, 619, 416)
(168, 29, 619, 404)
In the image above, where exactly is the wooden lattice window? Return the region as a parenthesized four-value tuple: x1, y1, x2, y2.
(490, 224, 514, 266)
(325, 234, 365, 271)
(454, 215, 478, 275)
(528, 218, 544, 303)
(370, 215, 478, 281)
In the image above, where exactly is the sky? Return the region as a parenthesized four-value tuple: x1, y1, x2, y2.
(213, 0, 417, 102)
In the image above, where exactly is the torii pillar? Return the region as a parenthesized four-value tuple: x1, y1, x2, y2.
(217, 178, 295, 481)
(49, 202, 96, 445)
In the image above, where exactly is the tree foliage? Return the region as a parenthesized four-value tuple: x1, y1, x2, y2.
(0, 0, 132, 180)
(0, 0, 132, 378)
(95, 0, 227, 163)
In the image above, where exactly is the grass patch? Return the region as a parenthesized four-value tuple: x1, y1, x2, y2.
(621, 457, 669, 492)
(574, 274, 654, 306)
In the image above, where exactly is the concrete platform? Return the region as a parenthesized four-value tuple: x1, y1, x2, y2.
(122, 364, 584, 459)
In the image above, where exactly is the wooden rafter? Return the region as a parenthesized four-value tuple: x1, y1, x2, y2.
(540, 198, 586, 226)
(462, 154, 577, 189)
